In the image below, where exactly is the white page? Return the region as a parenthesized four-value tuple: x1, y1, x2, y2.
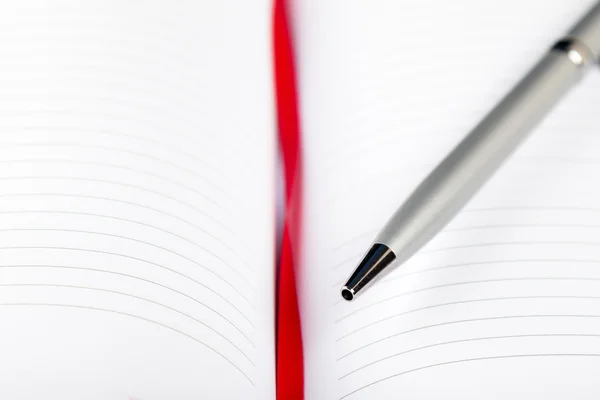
(0, 2, 275, 399)
(293, 0, 600, 398)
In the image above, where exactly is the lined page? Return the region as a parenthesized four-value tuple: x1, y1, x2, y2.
(0, 2, 275, 399)
(293, 0, 600, 398)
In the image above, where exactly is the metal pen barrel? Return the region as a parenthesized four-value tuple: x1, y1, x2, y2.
(342, 1, 600, 301)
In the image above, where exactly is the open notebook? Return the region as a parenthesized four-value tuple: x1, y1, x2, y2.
(1, 0, 600, 399)
(295, 0, 600, 398)
(0, 2, 276, 399)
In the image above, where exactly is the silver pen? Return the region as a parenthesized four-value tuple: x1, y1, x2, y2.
(341, 1, 600, 301)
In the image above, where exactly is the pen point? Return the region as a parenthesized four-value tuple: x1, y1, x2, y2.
(341, 287, 354, 301)
(341, 243, 396, 300)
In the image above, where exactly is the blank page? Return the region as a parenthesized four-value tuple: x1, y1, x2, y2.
(293, 0, 600, 398)
(0, 2, 275, 399)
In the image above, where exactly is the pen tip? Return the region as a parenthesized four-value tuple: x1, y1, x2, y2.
(341, 287, 354, 301)
(340, 243, 396, 301)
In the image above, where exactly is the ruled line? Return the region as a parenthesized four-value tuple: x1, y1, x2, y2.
(337, 315, 600, 361)
(4, 109, 257, 183)
(382, 258, 600, 284)
(331, 207, 600, 252)
(0, 210, 246, 282)
(0, 193, 254, 272)
(18, 126, 255, 194)
(331, 259, 600, 289)
(0, 246, 255, 327)
(0, 283, 254, 365)
(0, 228, 255, 298)
(0, 176, 249, 251)
(339, 333, 600, 380)
(331, 240, 600, 272)
(339, 353, 600, 399)
(0, 264, 254, 344)
(0, 303, 255, 386)
(337, 295, 600, 341)
(5, 140, 254, 204)
(0, 158, 248, 219)
(334, 277, 600, 319)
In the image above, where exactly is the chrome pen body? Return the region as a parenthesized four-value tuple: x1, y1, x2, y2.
(341, 1, 600, 301)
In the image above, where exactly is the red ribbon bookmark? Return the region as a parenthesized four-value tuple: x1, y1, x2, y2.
(273, 0, 304, 398)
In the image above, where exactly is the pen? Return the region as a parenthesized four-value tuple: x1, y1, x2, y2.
(341, 1, 600, 301)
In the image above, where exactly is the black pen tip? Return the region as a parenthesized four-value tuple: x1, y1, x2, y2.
(340, 243, 396, 300)
(341, 287, 354, 301)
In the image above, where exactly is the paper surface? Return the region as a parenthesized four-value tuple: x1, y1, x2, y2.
(0, 2, 275, 399)
(294, 0, 600, 398)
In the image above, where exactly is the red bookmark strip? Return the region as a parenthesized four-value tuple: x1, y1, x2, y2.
(273, 0, 304, 398)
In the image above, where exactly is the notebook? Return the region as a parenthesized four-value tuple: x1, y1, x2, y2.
(1, 0, 600, 399)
